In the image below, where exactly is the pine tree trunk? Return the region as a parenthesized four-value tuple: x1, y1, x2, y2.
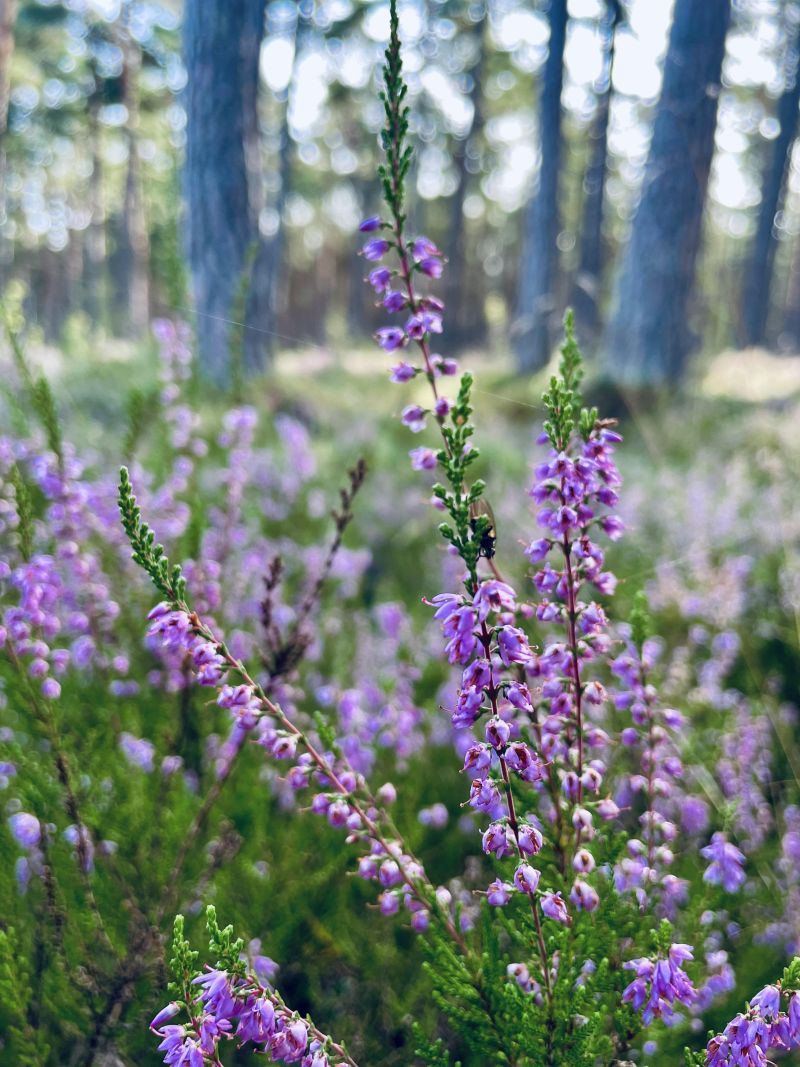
(512, 0, 568, 372)
(0, 0, 15, 141)
(739, 15, 800, 348)
(445, 7, 488, 347)
(183, 0, 267, 384)
(84, 98, 106, 329)
(117, 9, 149, 335)
(602, 0, 731, 386)
(0, 0, 17, 282)
(570, 0, 620, 344)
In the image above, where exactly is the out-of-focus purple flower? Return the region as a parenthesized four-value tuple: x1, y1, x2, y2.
(376, 327, 405, 352)
(410, 447, 438, 471)
(701, 832, 746, 893)
(359, 216, 383, 232)
(368, 266, 392, 292)
(401, 405, 427, 433)
(361, 238, 390, 260)
(8, 812, 41, 849)
(119, 732, 155, 772)
(390, 362, 417, 382)
(541, 890, 570, 924)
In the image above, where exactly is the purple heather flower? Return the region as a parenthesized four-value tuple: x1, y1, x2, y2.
(513, 863, 541, 895)
(701, 832, 746, 893)
(368, 266, 392, 292)
(750, 984, 781, 1019)
(150, 1002, 180, 1030)
(570, 879, 599, 912)
(8, 812, 41, 849)
(497, 626, 533, 667)
(483, 822, 515, 858)
(518, 823, 543, 856)
(409, 447, 438, 471)
(412, 236, 441, 259)
(41, 677, 61, 700)
(487, 879, 513, 906)
(406, 311, 442, 339)
(119, 732, 155, 772)
(361, 238, 390, 260)
(383, 290, 406, 312)
(401, 404, 427, 432)
(418, 256, 443, 279)
(473, 579, 517, 621)
(359, 215, 383, 232)
(390, 361, 417, 382)
(485, 716, 511, 749)
(376, 327, 405, 352)
(541, 890, 570, 924)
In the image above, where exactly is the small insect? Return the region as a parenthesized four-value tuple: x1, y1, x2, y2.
(469, 498, 497, 559)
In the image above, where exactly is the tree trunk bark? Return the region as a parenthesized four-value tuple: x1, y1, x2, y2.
(0, 0, 17, 282)
(84, 98, 106, 330)
(602, 0, 731, 386)
(739, 14, 800, 348)
(183, 0, 267, 384)
(445, 5, 488, 347)
(512, 0, 568, 372)
(117, 6, 150, 335)
(570, 0, 620, 345)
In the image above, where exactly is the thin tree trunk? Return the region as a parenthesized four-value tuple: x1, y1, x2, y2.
(739, 13, 800, 347)
(781, 231, 800, 346)
(183, 0, 267, 384)
(602, 0, 731, 386)
(84, 98, 106, 329)
(0, 0, 15, 141)
(117, 6, 149, 335)
(445, 5, 488, 346)
(570, 0, 620, 344)
(0, 0, 17, 281)
(512, 0, 568, 372)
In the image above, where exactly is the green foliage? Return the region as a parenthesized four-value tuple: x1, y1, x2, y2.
(378, 0, 413, 221)
(169, 914, 199, 999)
(123, 385, 160, 460)
(118, 465, 186, 602)
(10, 463, 34, 562)
(782, 956, 800, 992)
(630, 590, 651, 653)
(2, 288, 64, 464)
(0, 927, 50, 1065)
(206, 904, 247, 977)
(432, 371, 488, 584)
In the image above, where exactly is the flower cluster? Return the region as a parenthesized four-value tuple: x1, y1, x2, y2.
(152, 935, 356, 1067)
(611, 629, 685, 907)
(707, 983, 800, 1066)
(622, 943, 697, 1025)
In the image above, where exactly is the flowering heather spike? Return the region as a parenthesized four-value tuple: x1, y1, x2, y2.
(118, 466, 186, 603)
(153, 911, 360, 1067)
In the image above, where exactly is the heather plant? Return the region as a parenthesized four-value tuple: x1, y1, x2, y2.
(5, 6, 800, 1067)
(108, 6, 800, 1066)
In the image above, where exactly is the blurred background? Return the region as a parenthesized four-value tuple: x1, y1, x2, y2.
(2, 0, 800, 390)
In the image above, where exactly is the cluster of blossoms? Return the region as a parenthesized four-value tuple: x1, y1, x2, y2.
(144, 598, 456, 938)
(706, 983, 800, 1066)
(622, 943, 697, 1025)
(610, 632, 686, 908)
(151, 967, 354, 1067)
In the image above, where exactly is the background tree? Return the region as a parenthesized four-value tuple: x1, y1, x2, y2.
(512, 0, 568, 372)
(183, 0, 267, 384)
(569, 0, 623, 346)
(602, 0, 732, 386)
(739, 4, 800, 348)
